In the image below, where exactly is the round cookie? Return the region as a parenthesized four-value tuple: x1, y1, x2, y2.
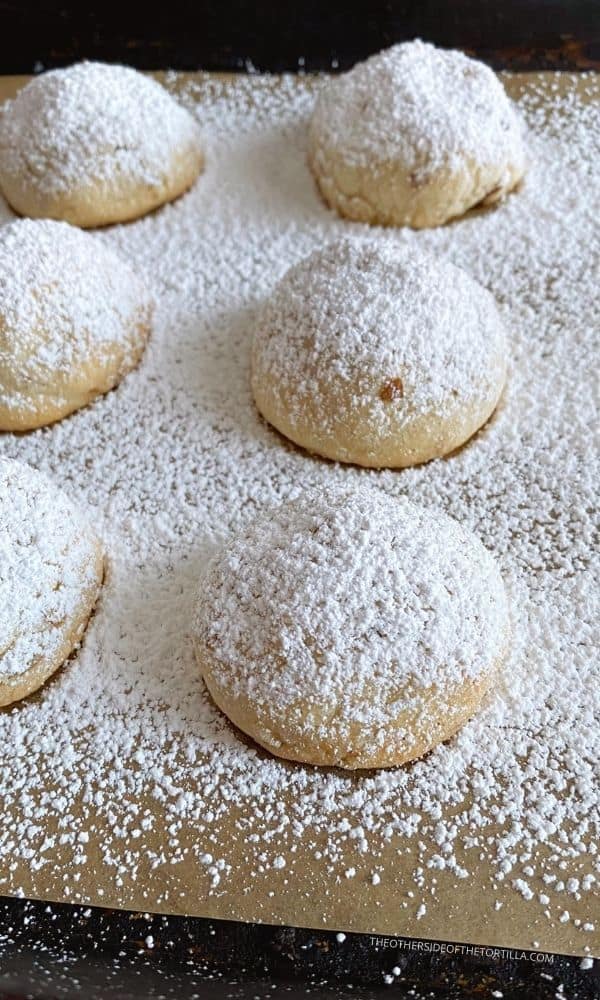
(0, 61, 204, 228)
(0, 218, 152, 431)
(251, 237, 508, 469)
(0, 458, 104, 707)
(193, 485, 510, 770)
(308, 40, 526, 228)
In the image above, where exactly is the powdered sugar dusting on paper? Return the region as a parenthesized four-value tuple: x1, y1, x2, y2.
(0, 72, 598, 945)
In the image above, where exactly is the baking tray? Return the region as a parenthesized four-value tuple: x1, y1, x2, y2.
(0, 69, 598, 988)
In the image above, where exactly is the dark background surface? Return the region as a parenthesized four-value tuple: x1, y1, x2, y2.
(1, 1, 599, 998)
(1, 0, 600, 73)
(1, 897, 598, 999)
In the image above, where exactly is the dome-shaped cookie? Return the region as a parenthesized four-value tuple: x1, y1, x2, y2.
(0, 458, 104, 707)
(0, 219, 152, 431)
(193, 485, 510, 770)
(251, 237, 507, 468)
(0, 61, 204, 227)
(309, 40, 526, 228)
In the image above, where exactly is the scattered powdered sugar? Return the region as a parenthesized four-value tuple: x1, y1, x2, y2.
(0, 62, 202, 196)
(0, 70, 597, 948)
(309, 40, 525, 179)
(0, 458, 100, 678)
(252, 237, 507, 431)
(194, 484, 509, 742)
(0, 218, 151, 417)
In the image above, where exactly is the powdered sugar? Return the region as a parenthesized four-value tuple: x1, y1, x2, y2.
(252, 237, 507, 432)
(309, 40, 525, 180)
(0, 62, 202, 197)
(0, 219, 151, 417)
(0, 70, 597, 950)
(194, 484, 509, 745)
(0, 458, 99, 678)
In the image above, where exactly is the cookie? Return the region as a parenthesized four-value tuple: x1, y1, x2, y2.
(308, 40, 525, 228)
(0, 458, 104, 707)
(193, 485, 510, 770)
(0, 61, 203, 227)
(251, 237, 507, 468)
(0, 219, 152, 430)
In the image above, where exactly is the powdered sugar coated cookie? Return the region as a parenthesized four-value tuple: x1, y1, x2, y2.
(309, 40, 526, 228)
(0, 458, 104, 707)
(252, 237, 507, 467)
(0, 61, 204, 227)
(193, 484, 510, 769)
(0, 218, 152, 430)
